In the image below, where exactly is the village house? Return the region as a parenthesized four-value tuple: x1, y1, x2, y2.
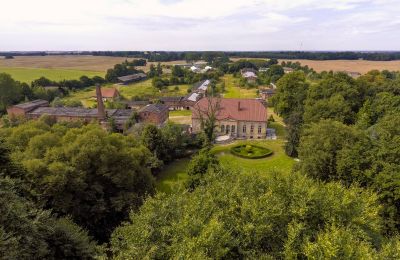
(93, 88, 120, 101)
(283, 67, 294, 73)
(192, 98, 267, 139)
(160, 96, 184, 110)
(138, 104, 169, 126)
(241, 68, 258, 84)
(259, 88, 276, 101)
(160, 79, 209, 110)
(193, 79, 210, 94)
(117, 73, 147, 85)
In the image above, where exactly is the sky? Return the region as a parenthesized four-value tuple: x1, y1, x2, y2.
(1, 0, 400, 51)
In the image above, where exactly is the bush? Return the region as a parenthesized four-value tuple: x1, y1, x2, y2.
(230, 144, 273, 159)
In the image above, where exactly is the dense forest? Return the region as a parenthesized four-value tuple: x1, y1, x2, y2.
(3, 51, 400, 61)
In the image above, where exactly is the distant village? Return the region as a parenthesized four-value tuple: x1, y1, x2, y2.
(7, 62, 280, 141)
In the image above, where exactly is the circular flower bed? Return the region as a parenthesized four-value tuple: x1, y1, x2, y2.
(230, 144, 273, 159)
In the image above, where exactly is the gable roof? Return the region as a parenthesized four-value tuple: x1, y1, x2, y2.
(139, 104, 168, 114)
(192, 98, 267, 122)
(94, 88, 119, 98)
(13, 99, 49, 111)
(117, 73, 147, 82)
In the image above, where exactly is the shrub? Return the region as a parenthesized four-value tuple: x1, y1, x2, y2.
(230, 144, 273, 159)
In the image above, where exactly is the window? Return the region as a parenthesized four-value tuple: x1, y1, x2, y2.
(258, 125, 262, 134)
(250, 124, 254, 133)
(221, 125, 225, 133)
(231, 125, 236, 133)
(243, 125, 247, 133)
(226, 125, 230, 134)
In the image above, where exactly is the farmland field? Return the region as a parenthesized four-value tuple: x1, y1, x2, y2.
(0, 67, 103, 83)
(0, 55, 190, 73)
(279, 59, 400, 74)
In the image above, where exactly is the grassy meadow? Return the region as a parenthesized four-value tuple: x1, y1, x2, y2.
(220, 74, 258, 98)
(0, 67, 103, 83)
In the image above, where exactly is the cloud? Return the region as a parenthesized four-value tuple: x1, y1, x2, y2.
(0, 0, 399, 50)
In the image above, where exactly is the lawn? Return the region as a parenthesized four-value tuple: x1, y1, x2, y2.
(156, 158, 191, 193)
(211, 139, 295, 174)
(0, 67, 103, 83)
(169, 110, 192, 116)
(221, 74, 258, 98)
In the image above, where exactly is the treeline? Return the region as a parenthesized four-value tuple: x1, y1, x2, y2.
(4, 51, 400, 61)
(0, 73, 106, 114)
(272, 70, 400, 234)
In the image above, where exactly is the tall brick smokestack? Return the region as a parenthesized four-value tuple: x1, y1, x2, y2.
(96, 84, 106, 119)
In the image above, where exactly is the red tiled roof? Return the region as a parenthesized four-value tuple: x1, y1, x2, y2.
(192, 98, 267, 122)
(94, 88, 119, 98)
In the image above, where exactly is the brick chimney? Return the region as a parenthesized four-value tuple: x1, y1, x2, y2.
(96, 84, 106, 119)
(238, 101, 241, 111)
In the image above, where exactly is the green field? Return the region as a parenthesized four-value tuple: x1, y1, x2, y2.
(0, 67, 104, 83)
(221, 74, 258, 98)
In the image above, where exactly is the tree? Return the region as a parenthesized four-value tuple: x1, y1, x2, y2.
(194, 97, 220, 146)
(111, 170, 387, 259)
(0, 73, 24, 114)
(186, 148, 219, 190)
(297, 120, 367, 182)
(156, 62, 163, 76)
(272, 71, 308, 120)
(0, 139, 100, 259)
(141, 124, 168, 162)
(1, 122, 155, 242)
(304, 72, 361, 125)
(0, 177, 101, 259)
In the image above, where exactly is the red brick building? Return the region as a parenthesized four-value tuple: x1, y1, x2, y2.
(139, 104, 169, 126)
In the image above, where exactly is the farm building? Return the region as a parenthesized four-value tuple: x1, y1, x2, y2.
(193, 79, 210, 94)
(192, 98, 267, 140)
(123, 100, 150, 109)
(117, 73, 147, 85)
(241, 68, 258, 84)
(92, 88, 120, 101)
(138, 104, 169, 126)
(259, 88, 276, 100)
(160, 96, 185, 110)
(283, 67, 294, 73)
(7, 85, 168, 130)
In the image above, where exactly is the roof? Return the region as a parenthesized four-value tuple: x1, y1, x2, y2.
(124, 100, 150, 106)
(98, 88, 119, 98)
(186, 92, 201, 102)
(194, 79, 210, 91)
(13, 100, 49, 111)
(139, 104, 169, 114)
(242, 71, 257, 78)
(260, 89, 275, 94)
(160, 96, 184, 102)
(192, 98, 267, 122)
(28, 107, 101, 118)
(117, 73, 147, 82)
